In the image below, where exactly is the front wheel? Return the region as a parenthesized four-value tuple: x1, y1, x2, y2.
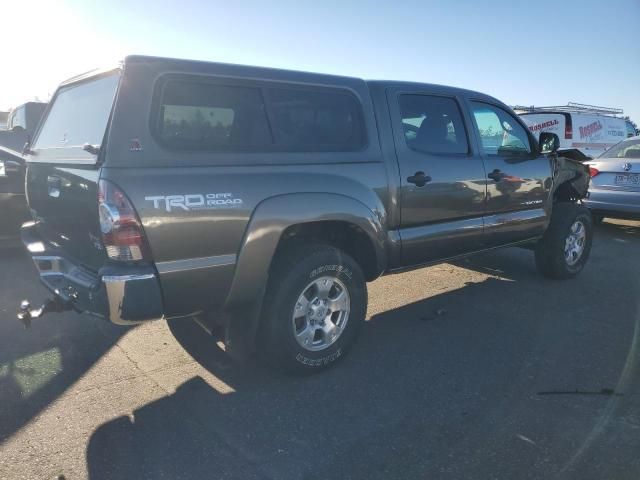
(535, 203, 593, 279)
(261, 244, 367, 374)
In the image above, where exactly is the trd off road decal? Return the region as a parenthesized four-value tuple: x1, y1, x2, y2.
(145, 193, 243, 212)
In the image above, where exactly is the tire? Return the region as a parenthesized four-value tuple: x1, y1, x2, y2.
(261, 244, 367, 374)
(535, 202, 593, 279)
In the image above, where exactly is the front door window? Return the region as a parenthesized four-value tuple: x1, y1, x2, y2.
(470, 102, 531, 156)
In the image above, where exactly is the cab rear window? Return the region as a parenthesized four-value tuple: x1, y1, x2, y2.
(153, 77, 366, 152)
(33, 73, 119, 150)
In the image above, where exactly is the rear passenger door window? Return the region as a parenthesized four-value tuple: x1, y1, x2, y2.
(266, 88, 365, 151)
(398, 95, 469, 154)
(157, 80, 272, 150)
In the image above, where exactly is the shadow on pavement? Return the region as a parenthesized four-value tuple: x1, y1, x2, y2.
(455, 218, 639, 281)
(86, 246, 640, 480)
(0, 246, 129, 443)
(597, 219, 640, 236)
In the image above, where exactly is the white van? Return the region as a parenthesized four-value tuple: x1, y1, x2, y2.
(517, 103, 635, 158)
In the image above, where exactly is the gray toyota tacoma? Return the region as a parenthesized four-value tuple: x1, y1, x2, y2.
(17, 55, 591, 373)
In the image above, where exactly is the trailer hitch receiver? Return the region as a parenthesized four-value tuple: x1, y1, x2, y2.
(17, 295, 73, 329)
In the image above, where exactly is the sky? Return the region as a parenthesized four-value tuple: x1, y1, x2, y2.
(2, 0, 639, 122)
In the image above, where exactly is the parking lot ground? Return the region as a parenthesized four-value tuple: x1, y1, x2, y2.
(0, 219, 639, 479)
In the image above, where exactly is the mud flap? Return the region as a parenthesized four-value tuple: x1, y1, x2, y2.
(224, 300, 263, 364)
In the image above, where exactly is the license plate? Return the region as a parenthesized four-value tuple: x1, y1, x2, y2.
(614, 173, 640, 187)
(0, 161, 5, 177)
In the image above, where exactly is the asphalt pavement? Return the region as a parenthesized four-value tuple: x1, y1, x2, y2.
(0, 219, 639, 480)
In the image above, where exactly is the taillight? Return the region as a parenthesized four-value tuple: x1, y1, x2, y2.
(98, 179, 149, 261)
(565, 124, 572, 139)
(589, 167, 600, 177)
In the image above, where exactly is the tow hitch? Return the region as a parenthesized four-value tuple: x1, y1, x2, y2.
(17, 295, 73, 329)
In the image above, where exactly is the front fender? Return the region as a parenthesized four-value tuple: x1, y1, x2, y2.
(552, 156, 590, 199)
(225, 192, 386, 309)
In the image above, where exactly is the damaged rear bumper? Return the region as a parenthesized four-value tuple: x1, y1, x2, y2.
(21, 222, 164, 325)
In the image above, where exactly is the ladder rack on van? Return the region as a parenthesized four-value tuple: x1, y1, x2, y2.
(513, 102, 624, 116)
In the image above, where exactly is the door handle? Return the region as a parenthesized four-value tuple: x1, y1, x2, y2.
(407, 171, 432, 187)
(47, 175, 61, 198)
(488, 169, 504, 182)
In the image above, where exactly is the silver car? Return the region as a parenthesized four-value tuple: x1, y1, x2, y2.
(585, 135, 640, 223)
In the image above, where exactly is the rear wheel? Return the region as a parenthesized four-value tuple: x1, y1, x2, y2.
(262, 244, 367, 374)
(535, 203, 593, 279)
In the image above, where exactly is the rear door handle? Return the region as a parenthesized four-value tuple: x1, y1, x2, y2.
(47, 175, 61, 198)
(407, 171, 432, 187)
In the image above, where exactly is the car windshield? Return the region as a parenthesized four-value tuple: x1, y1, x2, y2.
(599, 138, 640, 158)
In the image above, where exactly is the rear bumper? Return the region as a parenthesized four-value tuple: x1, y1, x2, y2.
(584, 188, 640, 218)
(21, 222, 164, 325)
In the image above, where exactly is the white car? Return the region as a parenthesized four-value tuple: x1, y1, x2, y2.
(584, 135, 640, 223)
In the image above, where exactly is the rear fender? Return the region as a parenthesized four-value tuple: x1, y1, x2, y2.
(222, 193, 386, 356)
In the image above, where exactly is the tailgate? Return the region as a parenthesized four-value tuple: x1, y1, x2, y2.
(26, 71, 120, 271)
(27, 164, 104, 269)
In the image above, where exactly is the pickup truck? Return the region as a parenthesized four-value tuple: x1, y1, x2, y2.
(0, 101, 47, 242)
(17, 56, 591, 373)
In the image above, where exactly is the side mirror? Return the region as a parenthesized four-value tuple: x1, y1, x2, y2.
(539, 132, 560, 154)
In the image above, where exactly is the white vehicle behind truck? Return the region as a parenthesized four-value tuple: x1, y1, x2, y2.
(516, 103, 636, 159)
